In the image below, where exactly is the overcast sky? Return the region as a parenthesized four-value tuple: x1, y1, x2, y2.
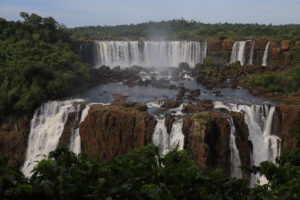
(1, 0, 300, 27)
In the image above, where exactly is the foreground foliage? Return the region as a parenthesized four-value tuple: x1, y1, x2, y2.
(0, 13, 90, 119)
(1, 144, 300, 200)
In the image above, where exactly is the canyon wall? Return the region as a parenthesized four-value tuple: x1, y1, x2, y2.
(79, 102, 157, 160)
(0, 116, 30, 167)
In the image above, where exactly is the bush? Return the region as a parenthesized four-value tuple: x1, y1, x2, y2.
(247, 73, 287, 92)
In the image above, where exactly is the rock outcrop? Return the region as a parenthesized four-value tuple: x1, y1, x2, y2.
(0, 116, 30, 167)
(79, 103, 156, 160)
(277, 104, 300, 152)
(183, 110, 231, 175)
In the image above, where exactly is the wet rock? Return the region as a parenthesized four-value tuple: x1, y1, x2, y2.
(162, 99, 182, 109)
(187, 89, 201, 100)
(212, 90, 222, 97)
(178, 62, 190, 71)
(165, 114, 175, 134)
(182, 100, 214, 114)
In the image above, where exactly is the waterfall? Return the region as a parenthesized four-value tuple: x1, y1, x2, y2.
(262, 42, 270, 67)
(248, 41, 255, 66)
(227, 116, 243, 179)
(169, 119, 184, 151)
(22, 100, 77, 176)
(93, 41, 207, 68)
(69, 105, 91, 155)
(21, 100, 91, 177)
(214, 102, 281, 186)
(230, 41, 247, 66)
(150, 103, 185, 154)
(152, 118, 170, 155)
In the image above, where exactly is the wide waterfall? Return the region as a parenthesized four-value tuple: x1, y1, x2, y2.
(230, 41, 247, 66)
(262, 42, 270, 67)
(214, 102, 281, 186)
(93, 41, 207, 68)
(21, 100, 90, 177)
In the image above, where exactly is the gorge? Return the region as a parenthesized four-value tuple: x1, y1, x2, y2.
(1, 38, 299, 188)
(7, 39, 294, 185)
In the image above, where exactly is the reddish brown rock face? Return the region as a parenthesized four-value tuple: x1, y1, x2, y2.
(79, 103, 156, 160)
(0, 116, 30, 167)
(206, 39, 222, 56)
(270, 41, 281, 60)
(182, 111, 231, 175)
(165, 114, 175, 134)
(277, 104, 300, 152)
(222, 39, 235, 51)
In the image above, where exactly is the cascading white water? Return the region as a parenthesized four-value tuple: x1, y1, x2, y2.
(248, 41, 255, 66)
(21, 100, 79, 176)
(262, 42, 270, 67)
(227, 116, 243, 178)
(69, 105, 91, 155)
(152, 118, 170, 155)
(230, 41, 247, 66)
(93, 41, 207, 68)
(149, 103, 185, 154)
(214, 101, 281, 186)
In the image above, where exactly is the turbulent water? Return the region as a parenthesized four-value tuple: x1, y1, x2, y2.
(22, 100, 77, 176)
(150, 103, 185, 155)
(214, 102, 281, 185)
(21, 100, 91, 177)
(230, 41, 247, 66)
(262, 42, 270, 67)
(93, 41, 207, 68)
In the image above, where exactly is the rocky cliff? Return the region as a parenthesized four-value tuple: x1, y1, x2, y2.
(79, 102, 157, 160)
(0, 116, 30, 167)
(182, 108, 232, 175)
(276, 104, 300, 152)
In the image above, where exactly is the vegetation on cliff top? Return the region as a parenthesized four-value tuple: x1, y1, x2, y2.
(70, 19, 300, 41)
(1, 143, 300, 200)
(0, 13, 91, 119)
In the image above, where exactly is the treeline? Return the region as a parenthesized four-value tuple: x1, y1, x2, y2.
(70, 19, 300, 41)
(1, 144, 300, 200)
(0, 13, 91, 119)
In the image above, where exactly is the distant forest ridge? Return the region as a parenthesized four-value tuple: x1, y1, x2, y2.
(70, 19, 300, 41)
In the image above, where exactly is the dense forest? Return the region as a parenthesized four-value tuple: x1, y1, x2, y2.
(70, 19, 300, 41)
(0, 13, 91, 119)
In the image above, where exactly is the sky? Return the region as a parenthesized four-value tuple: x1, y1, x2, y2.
(1, 0, 300, 28)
